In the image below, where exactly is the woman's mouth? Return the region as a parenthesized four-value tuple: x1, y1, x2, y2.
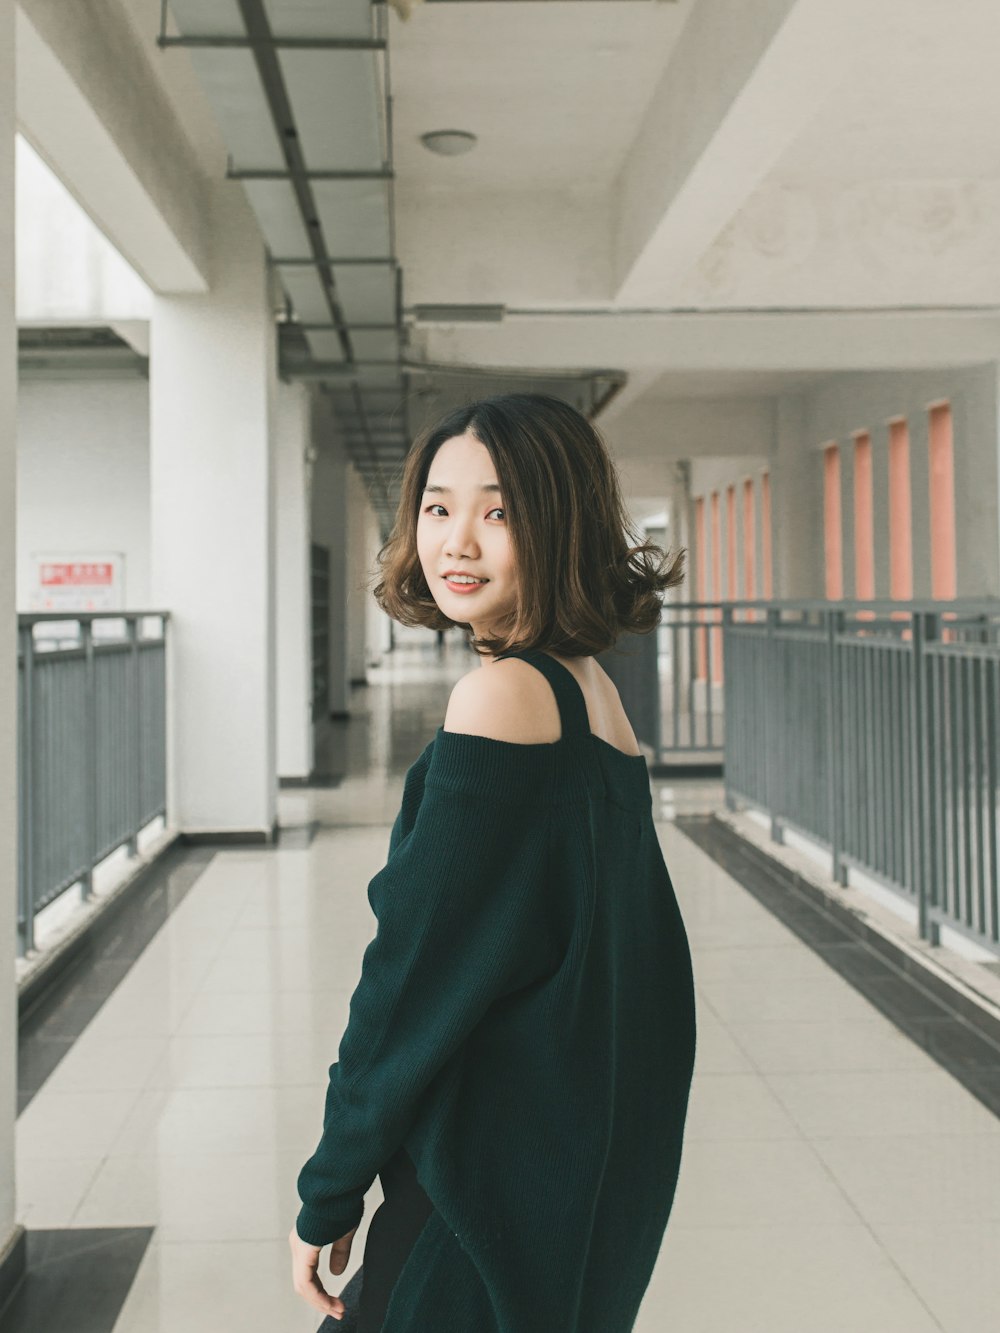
(442, 575, 490, 595)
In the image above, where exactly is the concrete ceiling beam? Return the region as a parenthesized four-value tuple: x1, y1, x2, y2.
(16, 1, 212, 294)
(612, 0, 881, 305)
(420, 311, 1000, 375)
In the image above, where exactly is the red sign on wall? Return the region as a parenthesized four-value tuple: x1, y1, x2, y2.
(40, 562, 115, 587)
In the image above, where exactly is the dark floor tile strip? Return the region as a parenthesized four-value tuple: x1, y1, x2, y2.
(17, 842, 216, 1114)
(676, 814, 1000, 1121)
(0, 1228, 153, 1333)
(722, 824, 1000, 1040)
(276, 820, 320, 848)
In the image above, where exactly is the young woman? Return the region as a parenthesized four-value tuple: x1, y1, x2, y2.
(289, 393, 697, 1332)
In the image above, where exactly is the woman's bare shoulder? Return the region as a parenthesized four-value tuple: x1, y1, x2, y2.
(442, 660, 561, 745)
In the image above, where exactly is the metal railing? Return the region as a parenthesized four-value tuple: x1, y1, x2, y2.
(656, 601, 728, 757)
(16, 612, 170, 956)
(722, 599, 1000, 957)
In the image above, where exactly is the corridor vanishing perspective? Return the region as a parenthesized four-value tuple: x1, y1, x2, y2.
(6, 1, 1000, 1330)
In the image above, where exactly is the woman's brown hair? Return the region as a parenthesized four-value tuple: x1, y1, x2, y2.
(370, 392, 685, 659)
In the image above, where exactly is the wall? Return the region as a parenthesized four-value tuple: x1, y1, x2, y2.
(799, 364, 1000, 599)
(275, 379, 312, 780)
(309, 396, 350, 717)
(16, 376, 150, 609)
(1, 0, 19, 1273)
(688, 453, 772, 604)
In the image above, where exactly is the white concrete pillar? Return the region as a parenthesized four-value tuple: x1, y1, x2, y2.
(276, 380, 313, 782)
(346, 463, 370, 688)
(310, 401, 350, 718)
(149, 180, 277, 840)
(870, 423, 891, 600)
(365, 508, 391, 668)
(772, 395, 822, 598)
(951, 370, 1000, 598)
(908, 409, 932, 600)
(0, 0, 25, 1295)
(840, 436, 857, 600)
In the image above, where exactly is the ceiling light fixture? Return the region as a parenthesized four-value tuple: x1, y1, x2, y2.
(420, 130, 477, 157)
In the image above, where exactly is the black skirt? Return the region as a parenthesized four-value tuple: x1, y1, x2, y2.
(317, 1145, 435, 1333)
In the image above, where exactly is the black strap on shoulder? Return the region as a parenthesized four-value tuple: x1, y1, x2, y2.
(495, 649, 590, 741)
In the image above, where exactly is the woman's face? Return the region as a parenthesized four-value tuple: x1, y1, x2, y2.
(416, 431, 517, 647)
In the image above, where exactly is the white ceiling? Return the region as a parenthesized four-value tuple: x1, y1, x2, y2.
(776, 1, 1000, 183)
(388, 1, 693, 191)
(383, 0, 1000, 431)
(645, 370, 830, 401)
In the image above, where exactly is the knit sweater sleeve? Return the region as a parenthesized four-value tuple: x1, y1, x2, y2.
(295, 750, 555, 1246)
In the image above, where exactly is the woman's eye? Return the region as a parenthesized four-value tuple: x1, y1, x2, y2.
(424, 504, 505, 520)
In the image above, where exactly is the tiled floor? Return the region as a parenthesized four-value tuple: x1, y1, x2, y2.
(12, 634, 1000, 1332)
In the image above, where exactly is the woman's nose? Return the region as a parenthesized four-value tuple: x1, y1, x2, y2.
(444, 518, 479, 556)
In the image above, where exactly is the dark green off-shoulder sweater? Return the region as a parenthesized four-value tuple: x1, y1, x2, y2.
(296, 648, 697, 1332)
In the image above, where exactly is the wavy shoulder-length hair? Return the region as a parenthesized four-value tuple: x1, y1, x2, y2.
(370, 392, 685, 659)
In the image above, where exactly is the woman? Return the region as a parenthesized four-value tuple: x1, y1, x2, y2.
(289, 393, 697, 1331)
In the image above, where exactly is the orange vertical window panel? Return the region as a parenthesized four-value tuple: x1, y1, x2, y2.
(726, 483, 737, 601)
(888, 419, 914, 636)
(710, 490, 723, 684)
(694, 496, 707, 680)
(853, 432, 875, 601)
(742, 479, 755, 598)
(928, 403, 957, 600)
(823, 443, 843, 601)
(742, 478, 756, 622)
(888, 418, 913, 602)
(853, 432, 876, 624)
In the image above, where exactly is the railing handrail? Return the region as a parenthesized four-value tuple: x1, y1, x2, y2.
(18, 609, 172, 623)
(663, 597, 1000, 613)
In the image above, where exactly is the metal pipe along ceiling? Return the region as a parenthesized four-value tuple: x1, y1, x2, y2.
(161, 0, 400, 523)
(160, 0, 627, 533)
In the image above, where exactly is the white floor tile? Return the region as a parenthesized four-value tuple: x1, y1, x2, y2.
(173, 988, 352, 1037)
(15, 1154, 105, 1228)
(16, 1087, 143, 1161)
(764, 1068, 1000, 1139)
(723, 1017, 939, 1073)
(809, 1133, 1000, 1225)
(106, 1085, 327, 1159)
(697, 974, 885, 1024)
(868, 1223, 1000, 1333)
(144, 1032, 342, 1089)
(74, 1148, 384, 1245)
(637, 1223, 943, 1332)
(669, 1137, 860, 1228)
(690, 1014, 756, 1074)
(683, 1072, 803, 1140)
(110, 1237, 326, 1333)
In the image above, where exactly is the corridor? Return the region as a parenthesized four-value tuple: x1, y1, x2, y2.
(11, 641, 999, 1333)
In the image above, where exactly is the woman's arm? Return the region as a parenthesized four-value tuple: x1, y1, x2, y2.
(294, 774, 554, 1246)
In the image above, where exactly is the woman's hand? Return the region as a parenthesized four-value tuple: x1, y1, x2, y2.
(288, 1223, 358, 1321)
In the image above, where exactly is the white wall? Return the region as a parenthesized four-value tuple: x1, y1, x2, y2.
(1, 0, 19, 1272)
(607, 395, 776, 463)
(798, 364, 1000, 599)
(345, 461, 372, 686)
(150, 180, 277, 838)
(365, 506, 392, 666)
(689, 453, 772, 602)
(397, 186, 613, 305)
(310, 396, 350, 717)
(275, 380, 312, 780)
(16, 377, 150, 609)
(15, 135, 151, 323)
